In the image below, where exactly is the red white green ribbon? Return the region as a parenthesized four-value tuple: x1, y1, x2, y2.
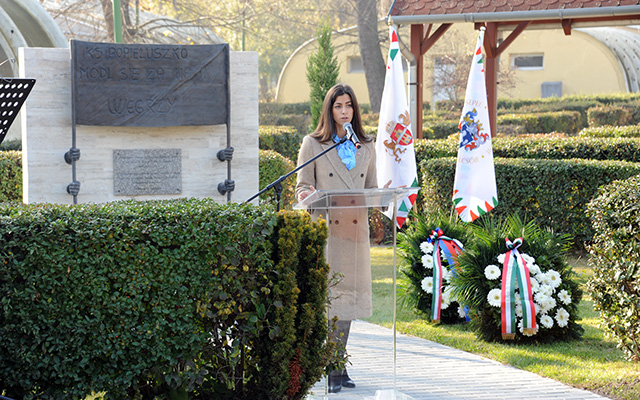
(428, 228, 464, 322)
(501, 238, 537, 339)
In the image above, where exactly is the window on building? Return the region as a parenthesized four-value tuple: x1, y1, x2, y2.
(511, 54, 544, 70)
(348, 57, 364, 73)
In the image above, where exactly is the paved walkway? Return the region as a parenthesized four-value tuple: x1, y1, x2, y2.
(307, 320, 610, 400)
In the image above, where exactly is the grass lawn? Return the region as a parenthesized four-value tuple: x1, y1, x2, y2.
(362, 246, 640, 400)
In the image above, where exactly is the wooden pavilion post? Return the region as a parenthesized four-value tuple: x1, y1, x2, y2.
(411, 24, 424, 139)
(483, 23, 499, 138)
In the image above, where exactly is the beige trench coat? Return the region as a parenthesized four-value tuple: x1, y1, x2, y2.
(296, 135, 378, 321)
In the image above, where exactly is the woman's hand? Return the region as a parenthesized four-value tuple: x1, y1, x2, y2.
(298, 185, 316, 201)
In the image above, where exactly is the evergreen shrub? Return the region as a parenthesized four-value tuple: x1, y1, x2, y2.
(452, 215, 583, 343)
(259, 103, 310, 115)
(0, 151, 22, 203)
(497, 111, 581, 134)
(418, 157, 640, 247)
(586, 174, 640, 361)
(259, 125, 304, 163)
(0, 139, 22, 151)
(579, 125, 640, 138)
(0, 200, 332, 399)
(306, 24, 339, 129)
(258, 149, 296, 209)
(422, 120, 458, 139)
(259, 114, 310, 135)
(587, 105, 633, 127)
(414, 136, 640, 163)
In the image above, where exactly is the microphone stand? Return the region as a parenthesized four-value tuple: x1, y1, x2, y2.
(246, 135, 349, 211)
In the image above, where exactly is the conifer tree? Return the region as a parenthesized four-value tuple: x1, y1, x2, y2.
(306, 23, 339, 130)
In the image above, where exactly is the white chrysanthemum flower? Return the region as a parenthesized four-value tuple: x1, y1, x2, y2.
(497, 253, 506, 264)
(458, 306, 466, 319)
(558, 289, 571, 305)
(555, 308, 570, 327)
(515, 304, 523, 317)
(487, 288, 502, 307)
(443, 269, 453, 283)
(540, 314, 554, 329)
(534, 292, 549, 305)
(484, 265, 501, 280)
(514, 293, 522, 306)
(521, 253, 536, 265)
(536, 272, 548, 285)
(529, 277, 540, 293)
(539, 284, 553, 297)
(441, 300, 450, 310)
(421, 277, 433, 293)
(442, 286, 452, 303)
(538, 295, 557, 314)
(420, 241, 434, 255)
(421, 254, 433, 269)
(547, 296, 557, 310)
(528, 263, 541, 276)
(546, 270, 562, 288)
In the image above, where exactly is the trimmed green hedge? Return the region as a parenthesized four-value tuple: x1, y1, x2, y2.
(435, 93, 640, 130)
(419, 157, 640, 246)
(415, 136, 640, 163)
(0, 151, 22, 203)
(586, 174, 640, 361)
(0, 200, 331, 399)
(0, 140, 22, 151)
(496, 111, 581, 134)
(579, 125, 640, 138)
(423, 110, 582, 139)
(587, 105, 634, 127)
(258, 149, 296, 209)
(422, 120, 459, 140)
(259, 125, 305, 163)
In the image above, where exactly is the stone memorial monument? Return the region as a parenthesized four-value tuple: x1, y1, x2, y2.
(19, 42, 258, 205)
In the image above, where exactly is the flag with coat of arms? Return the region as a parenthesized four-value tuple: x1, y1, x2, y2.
(376, 25, 419, 228)
(452, 27, 498, 222)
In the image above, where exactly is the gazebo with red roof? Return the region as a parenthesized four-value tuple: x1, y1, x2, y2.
(388, 0, 640, 138)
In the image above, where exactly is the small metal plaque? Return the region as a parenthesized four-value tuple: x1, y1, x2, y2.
(114, 149, 182, 195)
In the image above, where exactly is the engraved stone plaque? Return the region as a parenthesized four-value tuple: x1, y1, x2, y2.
(114, 149, 182, 195)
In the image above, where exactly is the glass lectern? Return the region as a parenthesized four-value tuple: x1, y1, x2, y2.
(295, 187, 419, 400)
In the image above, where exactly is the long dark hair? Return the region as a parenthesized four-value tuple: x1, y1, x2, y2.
(310, 83, 372, 143)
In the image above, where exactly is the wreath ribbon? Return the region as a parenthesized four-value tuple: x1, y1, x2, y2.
(427, 228, 464, 322)
(501, 238, 537, 339)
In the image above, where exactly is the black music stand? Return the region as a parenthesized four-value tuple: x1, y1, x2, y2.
(0, 78, 36, 145)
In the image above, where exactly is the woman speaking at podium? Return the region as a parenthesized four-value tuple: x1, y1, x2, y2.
(296, 84, 377, 393)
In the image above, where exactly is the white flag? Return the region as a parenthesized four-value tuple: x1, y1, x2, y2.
(452, 28, 498, 222)
(376, 25, 419, 228)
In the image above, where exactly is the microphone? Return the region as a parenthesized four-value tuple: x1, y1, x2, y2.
(343, 122, 361, 149)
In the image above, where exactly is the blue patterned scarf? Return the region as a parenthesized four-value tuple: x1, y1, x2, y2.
(333, 134, 357, 170)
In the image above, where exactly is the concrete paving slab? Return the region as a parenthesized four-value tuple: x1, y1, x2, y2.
(306, 320, 610, 400)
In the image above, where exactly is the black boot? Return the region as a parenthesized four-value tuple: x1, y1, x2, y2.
(341, 369, 356, 388)
(328, 372, 342, 393)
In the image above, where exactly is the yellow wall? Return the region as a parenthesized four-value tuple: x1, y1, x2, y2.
(275, 22, 627, 105)
(503, 29, 626, 98)
(275, 26, 373, 104)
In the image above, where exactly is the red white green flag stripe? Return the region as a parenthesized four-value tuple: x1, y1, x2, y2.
(501, 238, 537, 339)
